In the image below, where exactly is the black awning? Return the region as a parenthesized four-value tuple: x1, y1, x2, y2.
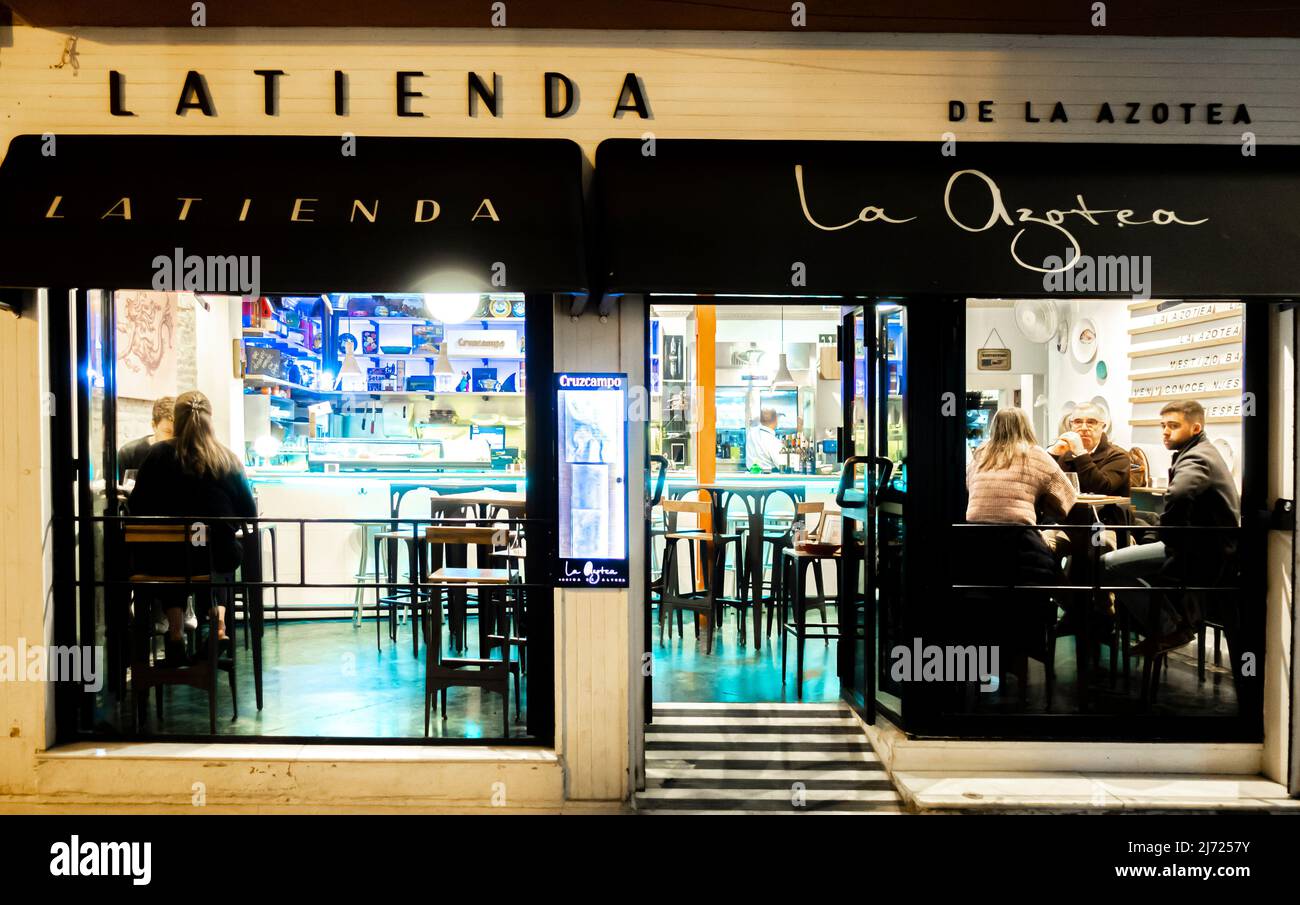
(595, 139, 1300, 298)
(0, 135, 588, 294)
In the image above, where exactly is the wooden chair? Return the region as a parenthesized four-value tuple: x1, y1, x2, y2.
(421, 525, 523, 738)
(657, 498, 744, 653)
(124, 522, 237, 734)
(761, 501, 830, 638)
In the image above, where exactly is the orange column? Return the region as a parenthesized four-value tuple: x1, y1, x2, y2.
(695, 304, 716, 492)
(693, 306, 717, 596)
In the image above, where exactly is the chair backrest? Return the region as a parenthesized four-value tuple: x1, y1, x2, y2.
(797, 501, 827, 538)
(1129, 445, 1150, 488)
(123, 523, 189, 545)
(122, 520, 214, 580)
(662, 499, 711, 515)
(425, 525, 509, 546)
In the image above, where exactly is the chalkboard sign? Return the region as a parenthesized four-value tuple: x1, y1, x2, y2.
(245, 345, 286, 381)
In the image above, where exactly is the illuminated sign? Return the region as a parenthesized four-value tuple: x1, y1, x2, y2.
(555, 372, 629, 588)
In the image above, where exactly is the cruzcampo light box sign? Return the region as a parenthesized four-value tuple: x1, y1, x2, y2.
(555, 372, 629, 588)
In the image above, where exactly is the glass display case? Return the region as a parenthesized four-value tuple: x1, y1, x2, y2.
(305, 437, 488, 472)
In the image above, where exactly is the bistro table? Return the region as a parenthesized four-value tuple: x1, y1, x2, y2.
(667, 482, 807, 649)
(429, 491, 527, 656)
(375, 487, 524, 655)
(1072, 494, 1129, 517)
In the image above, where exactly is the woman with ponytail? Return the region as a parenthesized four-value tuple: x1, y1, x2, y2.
(130, 390, 257, 666)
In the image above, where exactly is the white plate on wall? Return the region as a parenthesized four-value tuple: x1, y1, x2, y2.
(1071, 318, 1099, 363)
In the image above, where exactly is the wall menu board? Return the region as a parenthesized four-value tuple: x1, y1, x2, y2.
(555, 373, 629, 588)
(1127, 302, 1244, 442)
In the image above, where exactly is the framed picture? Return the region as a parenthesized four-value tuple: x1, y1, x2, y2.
(116, 290, 178, 400)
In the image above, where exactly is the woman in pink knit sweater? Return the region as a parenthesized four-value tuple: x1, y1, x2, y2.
(962, 408, 1077, 693)
(968, 408, 1077, 525)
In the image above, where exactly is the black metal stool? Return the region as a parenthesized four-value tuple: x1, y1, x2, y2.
(780, 546, 841, 700)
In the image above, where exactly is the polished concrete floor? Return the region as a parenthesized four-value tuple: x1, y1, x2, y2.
(108, 615, 527, 740)
(651, 601, 1239, 716)
(651, 604, 844, 705)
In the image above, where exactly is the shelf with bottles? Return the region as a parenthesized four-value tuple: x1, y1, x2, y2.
(243, 298, 328, 356)
(243, 373, 338, 395)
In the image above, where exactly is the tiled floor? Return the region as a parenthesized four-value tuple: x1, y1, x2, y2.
(96, 616, 527, 740)
(891, 772, 1298, 813)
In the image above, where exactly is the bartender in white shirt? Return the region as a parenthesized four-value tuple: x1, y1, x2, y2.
(745, 408, 784, 473)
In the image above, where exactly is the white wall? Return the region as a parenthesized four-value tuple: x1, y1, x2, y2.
(966, 305, 1050, 439)
(1045, 299, 1134, 450)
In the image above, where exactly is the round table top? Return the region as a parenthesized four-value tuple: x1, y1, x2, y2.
(1073, 495, 1129, 507)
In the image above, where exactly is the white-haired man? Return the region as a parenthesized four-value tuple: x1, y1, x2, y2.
(1048, 401, 1132, 499)
(1046, 400, 1132, 638)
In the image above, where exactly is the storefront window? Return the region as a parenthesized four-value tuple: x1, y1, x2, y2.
(949, 298, 1251, 728)
(82, 290, 540, 741)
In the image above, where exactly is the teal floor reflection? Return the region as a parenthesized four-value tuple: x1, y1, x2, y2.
(118, 617, 525, 740)
(652, 605, 842, 704)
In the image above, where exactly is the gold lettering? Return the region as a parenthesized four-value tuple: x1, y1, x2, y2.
(414, 199, 441, 223)
(101, 197, 132, 220)
(177, 197, 201, 221)
(351, 199, 378, 223)
(290, 198, 318, 222)
(45, 195, 64, 219)
(239, 198, 252, 222)
(794, 164, 915, 230)
(471, 198, 500, 222)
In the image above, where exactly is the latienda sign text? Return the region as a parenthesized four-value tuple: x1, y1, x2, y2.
(108, 69, 651, 119)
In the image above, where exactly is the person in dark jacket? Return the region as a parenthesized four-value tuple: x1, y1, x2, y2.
(116, 396, 174, 481)
(129, 390, 257, 666)
(1048, 401, 1132, 501)
(1043, 402, 1133, 627)
(1101, 399, 1240, 654)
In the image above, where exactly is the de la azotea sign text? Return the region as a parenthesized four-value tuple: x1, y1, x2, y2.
(107, 69, 651, 119)
(948, 99, 1252, 126)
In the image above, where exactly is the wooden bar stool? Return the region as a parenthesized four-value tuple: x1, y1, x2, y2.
(124, 522, 238, 734)
(780, 537, 841, 701)
(756, 501, 828, 639)
(657, 498, 744, 653)
(422, 525, 522, 738)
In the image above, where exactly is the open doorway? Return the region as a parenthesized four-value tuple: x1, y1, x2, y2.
(646, 297, 853, 705)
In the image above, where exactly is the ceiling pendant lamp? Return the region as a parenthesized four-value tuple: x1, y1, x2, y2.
(771, 305, 797, 389)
